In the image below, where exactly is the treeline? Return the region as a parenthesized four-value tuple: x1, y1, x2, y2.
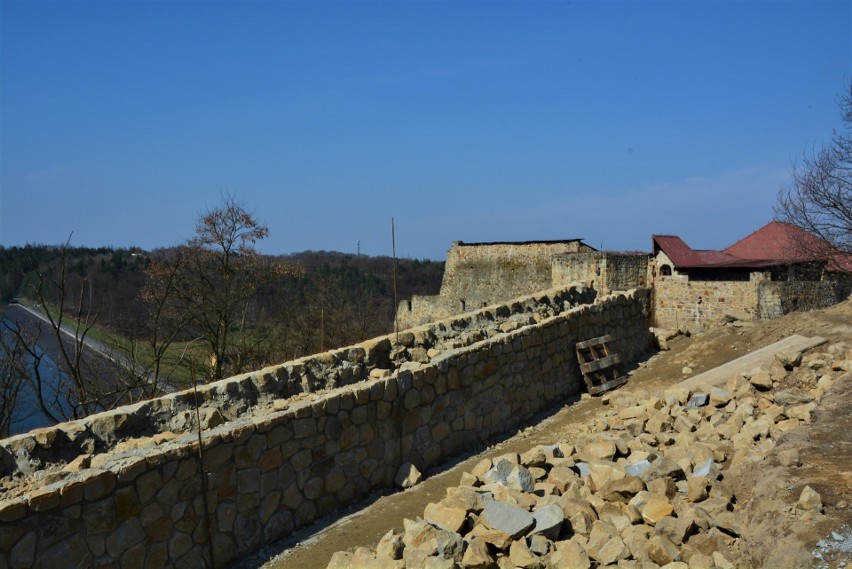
(0, 245, 150, 332)
(0, 245, 443, 357)
(0, 198, 444, 431)
(268, 251, 444, 359)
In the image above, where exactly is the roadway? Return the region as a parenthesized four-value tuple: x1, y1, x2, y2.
(6, 302, 133, 370)
(1, 302, 153, 426)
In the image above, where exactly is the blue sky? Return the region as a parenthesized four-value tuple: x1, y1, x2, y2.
(1, 0, 850, 260)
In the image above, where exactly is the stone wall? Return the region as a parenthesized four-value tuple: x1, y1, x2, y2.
(652, 274, 763, 334)
(398, 240, 594, 329)
(552, 252, 650, 295)
(0, 284, 598, 481)
(758, 280, 849, 319)
(0, 286, 653, 569)
(654, 269, 850, 334)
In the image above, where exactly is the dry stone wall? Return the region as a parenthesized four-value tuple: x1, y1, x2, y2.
(0, 286, 653, 569)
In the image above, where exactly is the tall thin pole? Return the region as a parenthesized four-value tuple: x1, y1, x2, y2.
(392, 217, 399, 343)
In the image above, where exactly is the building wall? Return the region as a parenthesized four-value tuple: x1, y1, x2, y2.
(0, 287, 652, 569)
(651, 251, 850, 333)
(652, 275, 761, 334)
(758, 280, 849, 319)
(552, 252, 650, 295)
(398, 240, 594, 329)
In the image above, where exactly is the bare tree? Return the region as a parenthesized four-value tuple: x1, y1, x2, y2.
(0, 326, 27, 436)
(1, 239, 155, 427)
(168, 195, 299, 381)
(124, 249, 194, 394)
(777, 81, 852, 270)
(28, 240, 101, 418)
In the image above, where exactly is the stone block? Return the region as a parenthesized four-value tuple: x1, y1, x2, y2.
(647, 534, 681, 566)
(395, 462, 422, 489)
(480, 500, 534, 539)
(508, 538, 541, 568)
(775, 350, 803, 369)
(797, 485, 822, 511)
(461, 536, 496, 568)
(82, 469, 117, 502)
(595, 536, 630, 565)
(27, 487, 61, 512)
(640, 496, 673, 525)
(550, 539, 590, 569)
(600, 475, 645, 503)
(531, 503, 564, 539)
(106, 518, 146, 558)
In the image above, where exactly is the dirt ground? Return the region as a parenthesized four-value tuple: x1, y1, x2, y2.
(238, 300, 852, 569)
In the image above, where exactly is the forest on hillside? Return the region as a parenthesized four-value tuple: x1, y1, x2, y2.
(0, 238, 443, 434)
(0, 244, 443, 353)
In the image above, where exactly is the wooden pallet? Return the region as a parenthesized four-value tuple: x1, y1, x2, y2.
(576, 334, 627, 395)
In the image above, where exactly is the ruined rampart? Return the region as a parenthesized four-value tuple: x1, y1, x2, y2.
(0, 286, 653, 569)
(398, 240, 594, 329)
(552, 251, 650, 295)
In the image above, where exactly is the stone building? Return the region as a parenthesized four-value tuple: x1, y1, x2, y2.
(399, 222, 851, 335)
(651, 221, 851, 334)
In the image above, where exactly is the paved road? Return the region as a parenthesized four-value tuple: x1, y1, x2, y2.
(7, 303, 133, 371)
(1, 303, 151, 431)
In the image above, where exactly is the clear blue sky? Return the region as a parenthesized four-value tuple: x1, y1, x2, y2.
(1, 0, 850, 260)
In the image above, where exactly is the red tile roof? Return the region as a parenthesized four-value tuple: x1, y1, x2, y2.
(653, 221, 850, 272)
(652, 235, 744, 268)
(652, 235, 700, 266)
(723, 221, 827, 263)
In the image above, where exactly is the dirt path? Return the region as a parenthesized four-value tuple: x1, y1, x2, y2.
(238, 300, 852, 569)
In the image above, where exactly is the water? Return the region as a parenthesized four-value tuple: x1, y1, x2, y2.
(1, 316, 75, 436)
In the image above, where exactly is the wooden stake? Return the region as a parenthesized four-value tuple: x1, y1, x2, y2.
(392, 217, 399, 343)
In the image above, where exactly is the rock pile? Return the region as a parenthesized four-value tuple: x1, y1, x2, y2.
(327, 342, 851, 569)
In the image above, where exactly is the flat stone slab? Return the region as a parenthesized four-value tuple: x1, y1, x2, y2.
(678, 335, 826, 391)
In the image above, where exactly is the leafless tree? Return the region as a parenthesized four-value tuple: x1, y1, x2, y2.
(1, 239, 154, 426)
(164, 195, 300, 381)
(110, 249, 195, 396)
(28, 240, 101, 418)
(777, 81, 852, 271)
(0, 326, 28, 436)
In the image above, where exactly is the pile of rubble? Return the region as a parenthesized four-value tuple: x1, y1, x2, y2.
(327, 343, 851, 568)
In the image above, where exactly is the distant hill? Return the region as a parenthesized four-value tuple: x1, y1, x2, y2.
(0, 244, 444, 356)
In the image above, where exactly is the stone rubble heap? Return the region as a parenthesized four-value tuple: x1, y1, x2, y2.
(328, 343, 851, 569)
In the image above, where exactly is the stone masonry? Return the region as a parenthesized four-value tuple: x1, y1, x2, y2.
(398, 240, 594, 329)
(552, 252, 650, 297)
(0, 286, 653, 568)
(329, 340, 852, 569)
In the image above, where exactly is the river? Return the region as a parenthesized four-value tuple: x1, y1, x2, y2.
(1, 313, 75, 435)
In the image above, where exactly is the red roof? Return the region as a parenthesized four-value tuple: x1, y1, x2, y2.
(653, 221, 850, 271)
(653, 235, 747, 269)
(723, 221, 828, 263)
